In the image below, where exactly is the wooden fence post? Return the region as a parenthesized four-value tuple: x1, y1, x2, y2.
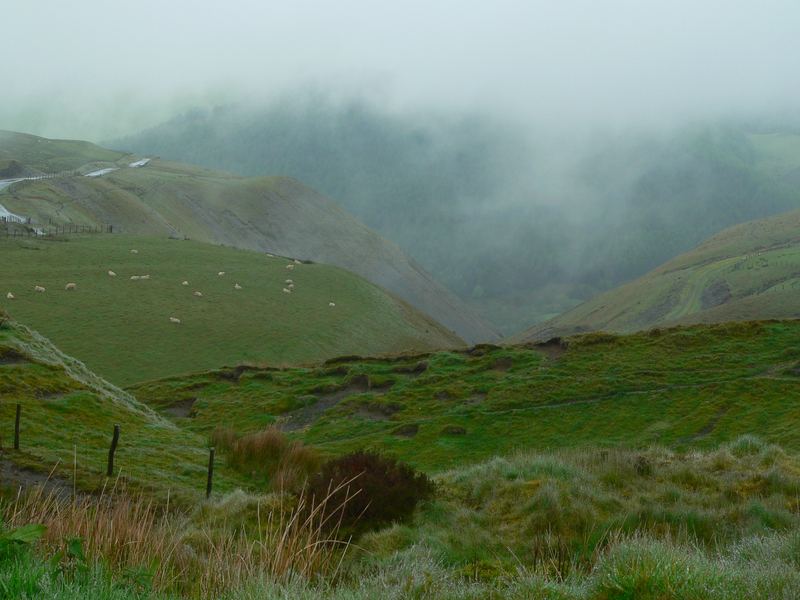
(206, 447, 215, 499)
(107, 424, 120, 476)
(14, 404, 20, 450)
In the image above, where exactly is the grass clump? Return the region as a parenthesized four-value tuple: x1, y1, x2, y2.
(2, 482, 351, 599)
(210, 426, 320, 492)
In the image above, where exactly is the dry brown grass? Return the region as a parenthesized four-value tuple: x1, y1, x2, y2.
(210, 426, 321, 492)
(2, 477, 356, 598)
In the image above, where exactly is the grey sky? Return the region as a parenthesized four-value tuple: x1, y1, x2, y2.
(3, 0, 799, 139)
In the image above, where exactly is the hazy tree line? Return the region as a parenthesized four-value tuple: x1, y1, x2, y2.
(113, 98, 800, 333)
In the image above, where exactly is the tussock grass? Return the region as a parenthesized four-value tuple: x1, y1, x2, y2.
(210, 426, 320, 492)
(5, 441, 800, 598)
(2, 480, 354, 598)
(359, 439, 800, 585)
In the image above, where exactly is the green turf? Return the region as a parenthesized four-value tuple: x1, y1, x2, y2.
(0, 318, 248, 500)
(132, 319, 800, 472)
(0, 130, 127, 174)
(5, 315, 800, 597)
(519, 203, 800, 341)
(0, 235, 461, 387)
(0, 132, 496, 345)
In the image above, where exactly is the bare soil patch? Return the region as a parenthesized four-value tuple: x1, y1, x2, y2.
(701, 281, 732, 310)
(530, 337, 568, 361)
(282, 377, 388, 431)
(392, 423, 419, 438)
(492, 357, 513, 372)
(0, 456, 75, 498)
(355, 401, 403, 421)
(164, 397, 197, 418)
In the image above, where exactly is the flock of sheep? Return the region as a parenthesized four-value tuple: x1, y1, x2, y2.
(4, 249, 337, 324)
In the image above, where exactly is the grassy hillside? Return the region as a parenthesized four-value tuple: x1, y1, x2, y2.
(518, 206, 800, 341)
(0, 130, 497, 344)
(132, 319, 800, 471)
(113, 107, 800, 335)
(0, 130, 127, 174)
(0, 313, 247, 499)
(0, 235, 462, 386)
(4, 317, 800, 597)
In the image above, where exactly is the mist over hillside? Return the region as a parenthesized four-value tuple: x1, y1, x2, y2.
(114, 99, 800, 333)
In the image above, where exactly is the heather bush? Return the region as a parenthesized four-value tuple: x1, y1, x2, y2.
(307, 451, 434, 536)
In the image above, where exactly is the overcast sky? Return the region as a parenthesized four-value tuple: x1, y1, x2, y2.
(2, 0, 799, 139)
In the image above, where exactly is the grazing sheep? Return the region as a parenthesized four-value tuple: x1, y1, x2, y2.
(266, 253, 275, 258)
(130, 276, 141, 280)
(286, 264, 295, 271)
(169, 317, 181, 324)
(287, 283, 294, 289)
(293, 259, 301, 264)
(34, 286, 45, 293)
(329, 302, 336, 307)
(285, 279, 293, 284)
(108, 270, 117, 277)
(218, 271, 225, 276)
(140, 275, 151, 280)
(6, 292, 14, 300)
(282, 288, 291, 294)
(181, 280, 189, 286)
(234, 283, 242, 290)
(130, 249, 138, 254)
(64, 283, 77, 291)
(193, 291, 203, 297)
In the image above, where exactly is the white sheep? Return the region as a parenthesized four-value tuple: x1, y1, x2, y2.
(329, 302, 336, 307)
(285, 279, 293, 284)
(286, 264, 295, 271)
(6, 292, 14, 300)
(169, 317, 181, 324)
(282, 287, 291, 294)
(34, 286, 45, 293)
(218, 271, 225, 276)
(108, 270, 117, 277)
(181, 280, 189, 286)
(130, 276, 141, 280)
(293, 259, 301, 264)
(130, 249, 138, 254)
(64, 283, 77, 291)
(193, 291, 203, 297)
(234, 283, 242, 290)
(140, 275, 151, 280)
(287, 283, 295, 289)
(266, 253, 275, 258)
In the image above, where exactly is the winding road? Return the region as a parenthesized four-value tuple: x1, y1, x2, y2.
(0, 157, 150, 229)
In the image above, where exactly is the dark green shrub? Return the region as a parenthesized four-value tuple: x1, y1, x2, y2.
(307, 450, 434, 535)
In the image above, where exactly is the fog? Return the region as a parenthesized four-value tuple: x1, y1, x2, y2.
(3, 0, 799, 140)
(4, 0, 800, 334)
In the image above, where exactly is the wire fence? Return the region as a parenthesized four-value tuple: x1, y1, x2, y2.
(2, 222, 113, 237)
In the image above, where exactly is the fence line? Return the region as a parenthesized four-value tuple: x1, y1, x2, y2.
(5, 413, 216, 499)
(2, 222, 114, 237)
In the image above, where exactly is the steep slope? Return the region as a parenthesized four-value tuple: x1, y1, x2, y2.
(0, 130, 498, 344)
(0, 130, 126, 175)
(0, 235, 462, 386)
(517, 208, 800, 341)
(0, 311, 246, 497)
(133, 320, 800, 471)
(114, 107, 800, 334)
